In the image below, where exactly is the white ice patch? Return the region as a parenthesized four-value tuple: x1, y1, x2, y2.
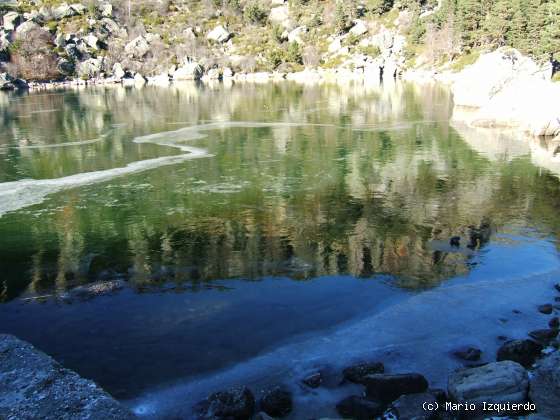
(0, 120, 451, 218)
(127, 267, 560, 419)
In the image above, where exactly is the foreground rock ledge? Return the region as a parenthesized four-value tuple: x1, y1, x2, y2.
(0, 334, 134, 420)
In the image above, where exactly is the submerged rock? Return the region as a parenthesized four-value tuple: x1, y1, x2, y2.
(302, 372, 322, 388)
(538, 304, 553, 314)
(60, 279, 125, 302)
(452, 346, 482, 362)
(529, 329, 559, 345)
(196, 386, 255, 420)
(342, 361, 384, 384)
(449, 236, 461, 247)
(549, 317, 559, 329)
(496, 339, 543, 367)
(448, 361, 528, 404)
(363, 373, 429, 403)
(387, 392, 438, 420)
(0, 334, 133, 419)
(529, 351, 560, 417)
(336, 395, 384, 420)
(259, 387, 292, 417)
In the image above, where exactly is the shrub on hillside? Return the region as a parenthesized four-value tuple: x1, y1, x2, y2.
(9, 26, 61, 81)
(244, 1, 268, 25)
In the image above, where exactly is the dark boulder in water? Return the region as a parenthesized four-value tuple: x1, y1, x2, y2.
(195, 386, 255, 420)
(336, 395, 385, 420)
(342, 361, 384, 384)
(528, 329, 559, 345)
(549, 317, 559, 329)
(363, 373, 429, 403)
(496, 339, 543, 368)
(259, 387, 292, 417)
(467, 222, 492, 249)
(452, 346, 482, 362)
(538, 304, 553, 314)
(449, 236, 461, 247)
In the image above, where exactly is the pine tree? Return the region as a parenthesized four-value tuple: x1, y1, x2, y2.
(483, 0, 513, 47)
(457, 0, 485, 49)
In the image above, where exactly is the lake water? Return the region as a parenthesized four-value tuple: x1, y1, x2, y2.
(0, 81, 559, 418)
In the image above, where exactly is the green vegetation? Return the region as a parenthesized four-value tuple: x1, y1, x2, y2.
(450, 51, 480, 72)
(5, 0, 559, 76)
(403, 0, 560, 63)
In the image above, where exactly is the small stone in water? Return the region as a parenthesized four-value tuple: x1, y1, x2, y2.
(538, 304, 553, 315)
(497, 339, 543, 368)
(302, 372, 322, 388)
(549, 317, 559, 329)
(259, 387, 292, 417)
(450, 236, 461, 247)
(452, 346, 482, 361)
(342, 361, 384, 384)
(529, 329, 559, 345)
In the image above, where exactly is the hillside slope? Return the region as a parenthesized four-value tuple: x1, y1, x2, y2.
(0, 0, 558, 85)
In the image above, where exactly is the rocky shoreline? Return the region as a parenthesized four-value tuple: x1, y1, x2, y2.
(0, 334, 134, 419)
(5, 276, 560, 419)
(193, 281, 560, 419)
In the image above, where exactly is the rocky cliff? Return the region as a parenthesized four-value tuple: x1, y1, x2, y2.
(0, 0, 421, 88)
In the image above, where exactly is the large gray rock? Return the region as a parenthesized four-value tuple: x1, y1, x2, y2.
(0, 334, 133, 419)
(0, 72, 27, 90)
(529, 351, 560, 417)
(452, 48, 560, 137)
(69, 3, 87, 15)
(207, 25, 231, 43)
(57, 58, 75, 76)
(0, 30, 10, 61)
(473, 77, 560, 137)
(99, 2, 113, 17)
(0, 72, 15, 90)
(2, 11, 21, 31)
(125, 36, 150, 58)
(287, 26, 307, 45)
(268, 5, 290, 28)
(496, 339, 543, 368)
(452, 48, 541, 108)
(78, 58, 103, 78)
(15, 21, 41, 36)
(448, 361, 528, 404)
(173, 60, 203, 80)
(53, 3, 76, 20)
(112, 62, 126, 80)
(349, 20, 368, 37)
(195, 386, 255, 419)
